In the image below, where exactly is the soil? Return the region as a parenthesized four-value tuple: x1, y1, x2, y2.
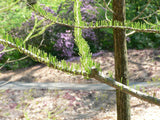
(0, 49, 160, 120)
(0, 86, 160, 120)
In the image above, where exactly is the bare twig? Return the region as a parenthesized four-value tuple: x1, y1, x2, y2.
(37, 33, 45, 48)
(139, 10, 159, 20)
(0, 48, 15, 54)
(96, 0, 114, 14)
(103, 0, 112, 22)
(103, 0, 114, 14)
(127, 0, 158, 36)
(131, 0, 152, 22)
(0, 58, 9, 70)
(6, 55, 28, 63)
(126, 31, 136, 37)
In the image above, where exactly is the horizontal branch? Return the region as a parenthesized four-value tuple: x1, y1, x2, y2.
(42, 18, 160, 34)
(32, 5, 160, 34)
(0, 39, 160, 106)
(90, 69, 160, 106)
(0, 39, 87, 76)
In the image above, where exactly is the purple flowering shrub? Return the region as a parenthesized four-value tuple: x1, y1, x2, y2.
(9, 0, 107, 60)
(0, 44, 4, 60)
(50, 0, 104, 58)
(81, 0, 98, 22)
(53, 30, 74, 58)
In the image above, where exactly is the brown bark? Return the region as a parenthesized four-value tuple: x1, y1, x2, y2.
(26, 0, 37, 8)
(27, 0, 37, 5)
(113, 0, 131, 120)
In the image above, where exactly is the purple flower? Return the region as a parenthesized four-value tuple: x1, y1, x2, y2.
(80, 1, 98, 22)
(43, 6, 56, 15)
(0, 44, 4, 59)
(0, 44, 4, 51)
(82, 29, 97, 41)
(40, 4, 45, 6)
(126, 37, 131, 42)
(31, 12, 35, 20)
(53, 30, 74, 58)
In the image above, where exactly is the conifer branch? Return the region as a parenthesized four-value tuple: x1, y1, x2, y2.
(91, 69, 160, 106)
(32, 5, 160, 34)
(0, 38, 160, 106)
(23, 15, 38, 43)
(74, 0, 95, 74)
(30, 22, 54, 39)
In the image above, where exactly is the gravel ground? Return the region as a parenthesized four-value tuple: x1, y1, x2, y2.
(0, 49, 160, 120)
(0, 87, 160, 120)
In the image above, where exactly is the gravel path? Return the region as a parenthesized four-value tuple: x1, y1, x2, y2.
(0, 81, 160, 90)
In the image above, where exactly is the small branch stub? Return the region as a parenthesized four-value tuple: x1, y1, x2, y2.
(89, 67, 99, 78)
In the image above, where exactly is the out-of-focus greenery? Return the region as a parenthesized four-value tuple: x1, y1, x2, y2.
(98, 0, 160, 50)
(0, 0, 32, 35)
(0, 0, 35, 70)
(0, 0, 159, 70)
(126, 0, 160, 49)
(38, 0, 65, 11)
(0, 0, 68, 70)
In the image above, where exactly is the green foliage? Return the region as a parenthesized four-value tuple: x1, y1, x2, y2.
(0, 0, 20, 13)
(95, 28, 114, 51)
(38, 0, 65, 11)
(0, 0, 35, 69)
(126, 0, 160, 21)
(0, 0, 32, 34)
(0, 50, 36, 70)
(126, 0, 160, 49)
(0, 0, 160, 72)
(128, 32, 160, 49)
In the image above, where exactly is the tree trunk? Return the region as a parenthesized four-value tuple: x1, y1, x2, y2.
(113, 0, 131, 120)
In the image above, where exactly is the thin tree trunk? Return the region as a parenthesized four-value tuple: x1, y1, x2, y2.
(113, 0, 131, 120)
